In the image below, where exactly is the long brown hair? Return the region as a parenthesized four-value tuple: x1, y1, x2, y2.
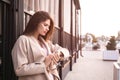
(23, 11, 54, 41)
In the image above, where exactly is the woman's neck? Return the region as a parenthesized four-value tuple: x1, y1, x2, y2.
(32, 32, 39, 40)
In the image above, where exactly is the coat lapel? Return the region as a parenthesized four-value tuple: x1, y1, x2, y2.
(39, 37, 52, 55)
(28, 36, 46, 62)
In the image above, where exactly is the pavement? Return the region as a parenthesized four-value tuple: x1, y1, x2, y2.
(64, 50, 116, 80)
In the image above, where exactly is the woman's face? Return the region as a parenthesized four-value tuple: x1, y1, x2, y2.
(37, 19, 50, 36)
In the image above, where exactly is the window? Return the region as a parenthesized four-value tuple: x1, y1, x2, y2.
(54, 0, 59, 27)
(23, 0, 59, 28)
(23, 0, 34, 29)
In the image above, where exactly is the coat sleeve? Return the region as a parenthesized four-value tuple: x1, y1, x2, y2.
(12, 36, 46, 76)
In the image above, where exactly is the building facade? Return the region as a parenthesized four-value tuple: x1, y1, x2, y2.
(0, 0, 80, 80)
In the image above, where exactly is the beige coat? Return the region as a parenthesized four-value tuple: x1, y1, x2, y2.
(12, 35, 68, 80)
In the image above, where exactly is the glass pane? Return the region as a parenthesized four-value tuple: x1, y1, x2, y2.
(54, 0, 59, 27)
(24, 0, 35, 14)
(24, 0, 29, 11)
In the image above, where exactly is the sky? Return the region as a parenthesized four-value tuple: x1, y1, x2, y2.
(80, 0, 120, 37)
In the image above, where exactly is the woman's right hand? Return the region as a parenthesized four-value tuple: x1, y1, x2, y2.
(44, 53, 60, 67)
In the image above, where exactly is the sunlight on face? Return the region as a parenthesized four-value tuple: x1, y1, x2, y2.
(37, 19, 50, 36)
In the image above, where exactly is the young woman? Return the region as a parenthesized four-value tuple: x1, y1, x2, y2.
(12, 11, 69, 80)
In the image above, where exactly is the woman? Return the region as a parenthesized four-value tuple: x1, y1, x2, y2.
(12, 11, 68, 80)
